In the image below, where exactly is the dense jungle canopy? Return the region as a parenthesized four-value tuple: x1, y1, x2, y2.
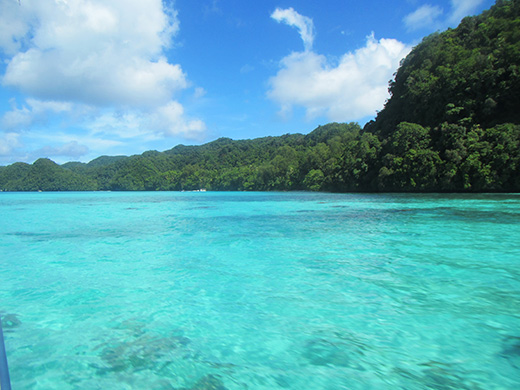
(1, 0, 519, 192)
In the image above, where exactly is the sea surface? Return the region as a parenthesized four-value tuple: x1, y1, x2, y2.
(0, 192, 519, 389)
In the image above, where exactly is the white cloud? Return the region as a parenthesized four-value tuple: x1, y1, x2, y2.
(449, 0, 485, 24)
(268, 34, 411, 122)
(151, 102, 207, 140)
(271, 8, 315, 51)
(88, 111, 153, 140)
(1, 98, 73, 130)
(33, 131, 124, 152)
(404, 5, 444, 31)
(35, 141, 89, 159)
(404, 0, 485, 30)
(0, 132, 21, 156)
(2, 104, 32, 130)
(26, 99, 73, 113)
(0, 0, 206, 146)
(87, 102, 207, 141)
(0, 0, 32, 56)
(2, 0, 185, 108)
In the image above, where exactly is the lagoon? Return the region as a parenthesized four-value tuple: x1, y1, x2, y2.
(1, 192, 519, 389)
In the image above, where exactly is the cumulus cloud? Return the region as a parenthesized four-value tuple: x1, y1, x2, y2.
(1, 0, 185, 107)
(0, 0, 206, 146)
(2, 98, 73, 130)
(404, 5, 444, 31)
(268, 33, 411, 122)
(87, 104, 206, 142)
(5, 52, 187, 107)
(0, 0, 32, 56)
(151, 102, 207, 140)
(271, 8, 315, 51)
(1, 104, 32, 130)
(87, 111, 150, 140)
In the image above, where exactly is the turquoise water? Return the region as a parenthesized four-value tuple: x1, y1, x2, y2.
(1, 192, 519, 389)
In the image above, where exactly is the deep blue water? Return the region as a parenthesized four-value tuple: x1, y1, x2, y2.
(1, 192, 519, 389)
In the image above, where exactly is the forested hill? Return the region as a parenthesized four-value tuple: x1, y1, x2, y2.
(1, 0, 519, 192)
(0, 123, 364, 191)
(368, 0, 520, 135)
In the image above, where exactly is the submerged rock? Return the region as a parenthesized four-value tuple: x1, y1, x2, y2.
(180, 374, 227, 390)
(1, 313, 21, 329)
(394, 362, 484, 390)
(501, 338, 520, 356)
(500, 336, 520, 369)
(96, 334, 192, 374)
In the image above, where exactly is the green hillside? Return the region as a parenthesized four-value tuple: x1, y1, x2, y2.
(1, 0, 519, 192)
(362, 0, 520, 191)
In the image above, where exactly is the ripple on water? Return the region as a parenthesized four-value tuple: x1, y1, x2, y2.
(1, 192, 519, 389)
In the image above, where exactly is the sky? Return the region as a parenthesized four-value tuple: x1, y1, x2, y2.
(0, 0, 495, 165)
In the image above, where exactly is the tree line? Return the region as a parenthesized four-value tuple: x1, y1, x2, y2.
(0, 0, 519, 192)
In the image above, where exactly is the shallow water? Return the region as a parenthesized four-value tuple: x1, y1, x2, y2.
(1, 192, 519, 389)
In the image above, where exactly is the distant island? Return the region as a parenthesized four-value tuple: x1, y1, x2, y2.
(1, 0, 519, 193)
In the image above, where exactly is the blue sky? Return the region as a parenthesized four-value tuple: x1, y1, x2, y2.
(0, 0, 495, 164)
